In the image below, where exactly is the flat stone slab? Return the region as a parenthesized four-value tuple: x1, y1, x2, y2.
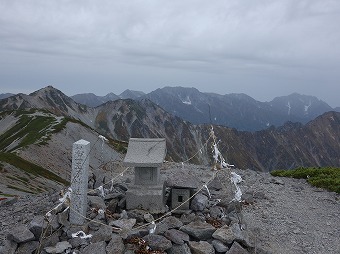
(7, 225, 35, 243)
(180, 221, 216, 240)
(189, 241, 215, 254)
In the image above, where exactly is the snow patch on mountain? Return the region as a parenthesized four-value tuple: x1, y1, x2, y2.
(180, 95, 192, 105)
(304, 101, 311, 114)
(287, 101, 291, 115)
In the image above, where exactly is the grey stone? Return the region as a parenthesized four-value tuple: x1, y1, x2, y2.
(212, 225, 234, 244)
(155, 216, 183, 234)
(88, 219, 101, 231)
(88, 195, 106, 210)
(212, 239, 229, 253)
(180, 213, 200, 225)
(49, 214, 61, 231)
(167, 243, 192, 254)
(106, 234, 125, 254)
(127, 209, 149, 223)
(57, 208, 70, 227)
(110, 218, 136, 230)
(104, 192, 124, 201)
(1, 240, 18, 254)
(225, 201, 242, 214)
(82, 241, 106, 254)
(70, 139, 90, 225)
(189, 241, 215, 254)
(7, 225, 35, 243)
(144, 213, 155, 223)
(180, 221, 216, 240)
(29, 215, 49, 240)
(242, 193, 254, 204)
(213, 224, 253, 248)
(164, 229, 190, 245)
(209, 206, 226, 219)
(207, 177, 223, 191)
(107, 198, 119, 214)
(40, 232, 60, 249)
(190, 193, 209, 211)
(116, 183, 128, 192)
(44, 241, 72, 254)
(143, 234, 172, 251)
(118, 197, 126, 210)
(91, 225, 113, 243)
(16, 241, 39, 254)
(93, 169, 106, 189)
(270, 178, 285, 185)
(226, 241, 249, 254)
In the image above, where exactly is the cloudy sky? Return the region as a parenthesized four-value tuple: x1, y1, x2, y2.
(1, 0, 340, 107)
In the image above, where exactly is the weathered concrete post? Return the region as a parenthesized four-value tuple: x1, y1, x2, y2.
(69, 139, 90, 225)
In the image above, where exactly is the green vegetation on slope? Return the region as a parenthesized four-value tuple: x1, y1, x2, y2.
(0, 111, 70, 151)
(0, 153, 69, 185)
(271, 167, 340, 193)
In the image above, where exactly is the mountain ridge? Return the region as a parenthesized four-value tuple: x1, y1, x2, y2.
(1, 86, 339, 173)
(68, 86, 338, 131)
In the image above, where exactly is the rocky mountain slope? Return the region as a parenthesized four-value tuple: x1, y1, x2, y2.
(0, 109, 122, 197)
(1, 86, 340, 174)
(142, 87, 336, 131)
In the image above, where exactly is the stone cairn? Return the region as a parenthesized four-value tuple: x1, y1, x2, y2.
(2, 138, 259, 254)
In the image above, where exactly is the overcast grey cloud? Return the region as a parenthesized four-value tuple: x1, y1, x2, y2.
(1, 0, 340, 106)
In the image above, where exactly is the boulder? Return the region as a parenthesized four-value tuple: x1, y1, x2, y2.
(110, 218, 136, 231)
(1, 239, 18, 254)
(167, 243, 192, 254)
(88, 196, 106, 209)
(190, 194, 209, 211)
(155, 216, 183, 234)
(212, 224, 253, 247)
(180, 221, 216, 240)
(189, 241, 215, 254)
(226, 241, 249, 254)
(212, 239, 229, 253)
(106, 234, 125, 254)
(143, 234, 172, 251)
(16, 241, 39, 254)
(44, 241, 72, 254)
(82, 241, 106, 254)
(91, 225, 113, 243)
(164, 229, 190, 245)
(107, 198, 119, 214)
(28, 215, 49, 240)
(57, 208, 70, 227)
(209, 206, 226, 219)
(7, 225, 35, 243)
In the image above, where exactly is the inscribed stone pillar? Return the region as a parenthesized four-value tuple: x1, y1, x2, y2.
(69, 139, 90, 225)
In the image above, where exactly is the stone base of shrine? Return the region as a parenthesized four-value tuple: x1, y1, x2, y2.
(126, 183, 166, 214)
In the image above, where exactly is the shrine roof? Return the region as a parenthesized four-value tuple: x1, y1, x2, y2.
(123, 138, 166, 167)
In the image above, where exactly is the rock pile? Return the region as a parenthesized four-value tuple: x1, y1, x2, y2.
(1, 172, 259, 254)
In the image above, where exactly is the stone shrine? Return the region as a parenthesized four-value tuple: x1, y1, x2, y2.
(124, 138, 167, 213)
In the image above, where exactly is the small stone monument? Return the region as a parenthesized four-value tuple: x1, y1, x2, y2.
(69, 139, 90, 225)
(124, 138, 167, 213)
